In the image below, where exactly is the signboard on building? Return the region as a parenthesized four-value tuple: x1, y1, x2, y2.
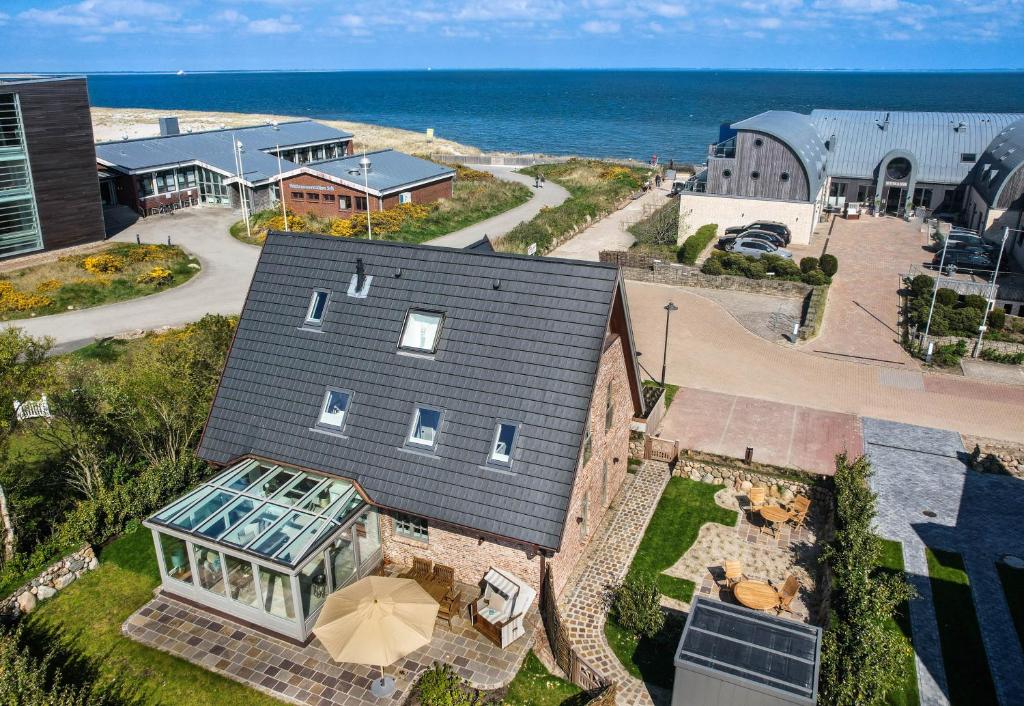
(290, 184, 336, 192)
(527, 243, 537, 256)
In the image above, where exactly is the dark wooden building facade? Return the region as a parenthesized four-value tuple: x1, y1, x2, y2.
(0, 76, 105, 259)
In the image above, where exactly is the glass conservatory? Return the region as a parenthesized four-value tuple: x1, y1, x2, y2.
(144, 459, 381, 641)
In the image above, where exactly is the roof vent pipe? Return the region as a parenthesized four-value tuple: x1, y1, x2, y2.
(492, 279, 501, 290)
(356, 258, 366, 292)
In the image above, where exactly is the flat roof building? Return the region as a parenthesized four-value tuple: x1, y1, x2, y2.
(0, 75, 105, 259)
(95, 120, 354, 216)
(680, 108, 1024, 246)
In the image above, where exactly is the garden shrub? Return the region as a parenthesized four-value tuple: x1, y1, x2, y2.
(414, 662, 491, 706)
(801, 269, 829, 286)
(610, 573, 664, 638)
(136, 267, 173, 286)
(819, 253, 839, 277)
(947, 306, 982, 334)
(933, 339, 968, 367)
(935, 288, 958, 307)
(700, 257, 724, 276)
(962, 294, 988, 311)
(819, 455, 914, 705)
(81, 254, 125, 274)
(678, 223, 718, 265)
(739, 259, 767, 279)
(0, 282, 52, 313)
(909, 274, 935, 297)
(981, 347, 1024, 365)
(987, 308, 1006, 330)
(799, 256, 819, 274)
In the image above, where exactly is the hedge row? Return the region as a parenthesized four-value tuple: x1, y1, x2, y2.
(678, 224, 718, 265)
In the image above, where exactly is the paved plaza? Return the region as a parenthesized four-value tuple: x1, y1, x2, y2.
(124, 589, 538, 706)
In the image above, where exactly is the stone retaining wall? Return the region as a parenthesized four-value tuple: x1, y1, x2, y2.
(932, 335, 1024, 356)
(1, 545, 97, 618)
(675, 457, 831, 505)
(962, 434, 1024, 479)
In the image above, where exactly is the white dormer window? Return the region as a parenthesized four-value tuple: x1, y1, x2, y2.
(400, 310, 443, 353)
(317, 389, 351, 430)
(305, 290, 329, 326)
(408, 407, 442, 448)
(489, 422, 519, 465)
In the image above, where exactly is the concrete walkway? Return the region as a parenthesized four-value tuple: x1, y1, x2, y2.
(14, 208, 257, 353)
(557, 460, 670, 706)
(549, 186, 670, 261)
(427, 165, 569, 248)
(866, 418, 1024, 706)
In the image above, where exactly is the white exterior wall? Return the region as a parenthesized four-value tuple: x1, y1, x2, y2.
(677, 193, 818, 246)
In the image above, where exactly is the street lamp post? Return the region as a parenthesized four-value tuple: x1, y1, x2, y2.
(233, 135, 252, 242)
(275, 143, 288, 231)
(974, 227, 1011, 357)
(661, 302, 678, 388)
(923, 225, 953, 347)
(348, 155, 373, 240)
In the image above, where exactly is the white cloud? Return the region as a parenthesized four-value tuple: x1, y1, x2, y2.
(581, 19, 619, 33)
(247, 14, 300, 33)
(214, 9, 248, 23)
(0, 12, 9, 24)
(650, 3, 688, 18)
(19, 0, 178, 31)
(756, 17, 782, 28)
(336, 14, 365, 28)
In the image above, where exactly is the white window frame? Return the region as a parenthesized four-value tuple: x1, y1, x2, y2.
(399, 310, 444, 353)
(338, 196, 350, 211)
(407, 406, 443, 449)
(398, 192, 412, 205)
(394, 513, 428, 542)
(305, 289, 330, 326)
(317, 389, 352, 431)
(489, 421, 519, 466)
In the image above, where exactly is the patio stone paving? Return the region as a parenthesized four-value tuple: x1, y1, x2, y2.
(123, 587, 538, 706)
(668, 487, 824, 624)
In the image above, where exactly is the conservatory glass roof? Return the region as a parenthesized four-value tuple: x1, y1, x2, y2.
(147, 459, 364, 569)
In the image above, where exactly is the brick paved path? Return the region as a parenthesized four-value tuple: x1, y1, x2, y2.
(557, 460, 671, 706)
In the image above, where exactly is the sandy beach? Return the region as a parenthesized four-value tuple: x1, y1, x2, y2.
(90, 106, 482, 156)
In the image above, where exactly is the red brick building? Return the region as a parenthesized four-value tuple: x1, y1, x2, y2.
(279, 150, 455, 218)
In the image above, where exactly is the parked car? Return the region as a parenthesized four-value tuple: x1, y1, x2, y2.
(935, 250, 997, 275)
(726, 237, 793, 259)
(724, 221, 792, 245)
(718, 229, 786, 250)
(670, 181, 685, 195)
(939, 232, 995, 253)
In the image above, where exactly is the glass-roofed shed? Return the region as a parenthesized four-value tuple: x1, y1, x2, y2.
(672, 597, 822, 706)
(144, 458, 381, 641)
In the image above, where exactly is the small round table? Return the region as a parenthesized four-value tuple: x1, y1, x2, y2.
(759, 506, 792, 537)
(733, 580, 779, 612)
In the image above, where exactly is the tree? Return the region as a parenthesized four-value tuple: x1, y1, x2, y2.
(0, 329, 52, 563)
(630, 200, 680, 247)
(819, 455, 915, 706)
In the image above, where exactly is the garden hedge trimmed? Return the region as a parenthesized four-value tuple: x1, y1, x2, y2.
(678, 223, 718, 265)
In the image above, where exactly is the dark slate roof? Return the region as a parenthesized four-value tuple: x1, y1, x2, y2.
(198, 232, 624, 550)
(288, 150, 455, 195)
(464, 237, 495, 252)
(971, 117, 1024, 207)
(731, 111, 827, 197)
(95, 120, 353, 184)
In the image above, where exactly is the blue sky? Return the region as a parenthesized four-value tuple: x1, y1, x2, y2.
(1, 0, 1022, 72)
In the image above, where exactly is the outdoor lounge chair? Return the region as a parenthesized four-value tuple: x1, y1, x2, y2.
(746, 487, 767, 519)
(777, 575, 801, 614)
(716, 560, 745, 592)
(437, 587, 462, 628)
(787, 495, 811, 529)
(399, 557, 432, 581)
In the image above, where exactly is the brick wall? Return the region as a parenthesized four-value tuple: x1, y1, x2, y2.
(282, 173, 454, 218)
(378, 336, 633, 599)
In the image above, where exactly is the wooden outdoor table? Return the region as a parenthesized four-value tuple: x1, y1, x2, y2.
(733, 580, 779, 612)
(759, 505, 792, 537)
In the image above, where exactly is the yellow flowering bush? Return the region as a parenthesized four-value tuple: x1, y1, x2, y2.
(136, 267, 173, 286)
(599, 165, 633, 181)
(81, 254, 126, 274)
(119, 244, 171, 263)
(328, 203, 434, 238)
(0, 282, 52, 312)
(36, 279, 61, 293)
(264, 211, 309, 233)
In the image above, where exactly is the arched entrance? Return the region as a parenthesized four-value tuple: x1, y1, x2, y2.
(875, 150, 918, 216)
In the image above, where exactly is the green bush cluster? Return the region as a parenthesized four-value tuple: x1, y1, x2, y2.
(819, 253, 839, 277)
(906, 281, 1002, 338)
(819, 455, 915, 706)
(609, 573, 665, 639)
(413, 662, 493, 706)
(980, 347, 1024, 365)
(678, 224, 718, 265)
(498, 160, 650, 254)
(702, 251, 834, 285)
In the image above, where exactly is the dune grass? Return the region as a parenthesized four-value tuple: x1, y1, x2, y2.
(877, 539, 920, 706)
(926, 548, 998, 706)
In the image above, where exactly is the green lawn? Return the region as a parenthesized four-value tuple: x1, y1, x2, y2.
(877, 539, 920, 706)
(26, 524, 282, 706)
(926, 548, 998, 706)
(502, 651, 581, 706)
(604, 477, 736, 688)
(996, 560, 1024, 651)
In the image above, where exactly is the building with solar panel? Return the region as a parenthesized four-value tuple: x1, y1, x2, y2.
(672, 597, 822, 706)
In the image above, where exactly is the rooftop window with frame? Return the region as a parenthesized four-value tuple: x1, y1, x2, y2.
(305, 289, 330, 326)
(961, 152, 977, 163)
(317, 389, 351, 431)
(489, 422, 519, 466)
(400, 310, 443, 353)
(407, 406, 442, 449)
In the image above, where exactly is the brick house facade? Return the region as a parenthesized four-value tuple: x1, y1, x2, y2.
(379, 333, 634, 598)
(281, 172, 454, 219)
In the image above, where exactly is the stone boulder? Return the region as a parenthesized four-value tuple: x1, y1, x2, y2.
(53, 573, 75, 591)
(16, 591, 37, 614)
(36, 585, 57, 601)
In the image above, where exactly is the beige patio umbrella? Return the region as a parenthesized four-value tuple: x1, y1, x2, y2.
(313, 575, 439, 697)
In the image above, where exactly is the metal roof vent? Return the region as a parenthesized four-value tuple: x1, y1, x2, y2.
(347, 258, 372, 298)
(492, 279, 501, 290)
(876, 113, 890, 131)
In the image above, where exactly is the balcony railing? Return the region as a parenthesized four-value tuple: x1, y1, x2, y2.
(708, 138, 736, 159)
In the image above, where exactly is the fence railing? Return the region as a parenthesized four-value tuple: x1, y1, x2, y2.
(429, 153, 697, 173)
(540, 569, 610, 692)
(905, 264, 1024, 304)
(645, 436, 679, 463)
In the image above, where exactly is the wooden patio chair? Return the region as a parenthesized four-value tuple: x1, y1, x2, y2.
(746, 487, 767, 520)
(716, 560, 745, 593)
(786, 496, 811, 530)
(437, 587, 462, 628)
(776, 575, 801, 615)
(399, 557, 432, 581)
(431, 564, 455, 589)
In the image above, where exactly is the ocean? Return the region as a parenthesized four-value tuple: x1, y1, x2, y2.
(86, 70, 1024, 162)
